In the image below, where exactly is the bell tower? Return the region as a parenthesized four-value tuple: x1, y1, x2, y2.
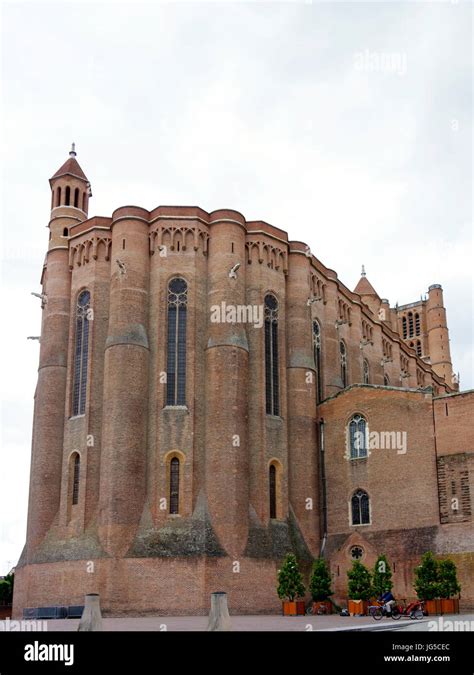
(48, 143, 92, 247)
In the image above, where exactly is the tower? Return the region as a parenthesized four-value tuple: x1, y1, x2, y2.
(26, 146, 91, 558)
(426, 284, 455, 387)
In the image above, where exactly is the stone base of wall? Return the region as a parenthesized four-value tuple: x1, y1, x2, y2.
(13, 557, 284, 618)
(13, 534, 474, 617)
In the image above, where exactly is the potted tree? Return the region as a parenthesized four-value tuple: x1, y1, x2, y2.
(0, 573, 13, 620)
(372, 554, 393, 605)
(414, 551, 441, 615)
(347, 561, 372, 616)
(309, 558, 333, 615)
(438, 558, 461, 615)
(277, 553, 306, 616)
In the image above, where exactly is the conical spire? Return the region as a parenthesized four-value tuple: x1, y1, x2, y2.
(49, 143, 88, 185)
(354, 266, 379, 297)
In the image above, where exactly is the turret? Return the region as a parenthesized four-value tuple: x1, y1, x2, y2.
(49, 144, 91, 219)
(25, 147, 90, 558)
(353, 266, 382, 319)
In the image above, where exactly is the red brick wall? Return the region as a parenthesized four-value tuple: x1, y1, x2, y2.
(321, 386, 440, 534)
(13, 557, 284, 617)
(434, 391, 474, 456)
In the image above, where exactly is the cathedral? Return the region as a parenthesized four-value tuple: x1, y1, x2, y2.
(13, 148, 474, 616)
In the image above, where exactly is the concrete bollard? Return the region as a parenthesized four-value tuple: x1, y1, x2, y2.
(207, 592, 232, 631)
(78, 593, 103, 631)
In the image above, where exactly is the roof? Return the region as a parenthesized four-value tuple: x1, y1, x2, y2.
(354, 275, 379, 297)
(50, 156, 88, 184)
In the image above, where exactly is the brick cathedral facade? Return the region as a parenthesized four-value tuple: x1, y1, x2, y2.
(13, 150, 474, 616)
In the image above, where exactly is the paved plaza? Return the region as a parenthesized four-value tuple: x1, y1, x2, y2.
(15, 613, 473, 632)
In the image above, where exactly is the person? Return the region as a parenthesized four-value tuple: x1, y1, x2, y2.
(379, 590, 395, 614)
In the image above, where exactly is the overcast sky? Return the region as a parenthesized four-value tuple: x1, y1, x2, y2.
(0, 1, 472, 575)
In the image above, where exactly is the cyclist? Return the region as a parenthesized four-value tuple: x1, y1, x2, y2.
(379, 590, 395, 615)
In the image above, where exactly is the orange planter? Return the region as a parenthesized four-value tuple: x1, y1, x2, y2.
(440, 598, 459, 615)
(424, 599, 442, 615)
(348, 599, 368, 616)
(282, 600, 306, 616)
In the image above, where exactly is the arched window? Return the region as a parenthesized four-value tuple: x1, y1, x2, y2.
(349, 414, 367, 459)
(340, 340, 347, 388)
(408, 312, 414, 338)
(72, 290, 91, 416)
(57, 186, 62, 207)
(63, 227, 69, 237)
(312, 320, 322, 402)
(169, 457, 180, 514)
(264, 294, 279, 415)
(415, 313, 421, 336)
(65, 186, 71, 206)
(166, 278, 187, 406)
(363, 359, 370, 384)
(384, 374, 390, 386)
(416, 340, 422, 357)
(74, 187, 79, 208)
(402, 316, 407, 339)
(82, 192, 86, 211)
(351, 489, 370, 525)
(269, 464, 277, 519)
(71, 453, 80, 505)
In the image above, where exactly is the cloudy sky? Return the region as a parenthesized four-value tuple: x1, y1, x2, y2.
(0, 1, 472, 575)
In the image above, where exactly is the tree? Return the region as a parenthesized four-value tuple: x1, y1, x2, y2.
(414, 551, 439, 601)
(347, 560, 372, 600)
(277, 554, 306, 601)
(372, 554, 393, 597)
(438, 559, 461, 599)
(0, 574, 14, 605)
(309, 558, 333, 601)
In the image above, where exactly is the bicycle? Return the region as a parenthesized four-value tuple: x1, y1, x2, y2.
(369, 599, 425, 621)
(369, 601, 402, 620)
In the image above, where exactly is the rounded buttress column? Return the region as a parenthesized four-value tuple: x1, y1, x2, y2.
(286, 243, 319, 555)
(98, 207, 150, 556)
(26, 246, 71, 558)
(204, 210, 249, 558)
